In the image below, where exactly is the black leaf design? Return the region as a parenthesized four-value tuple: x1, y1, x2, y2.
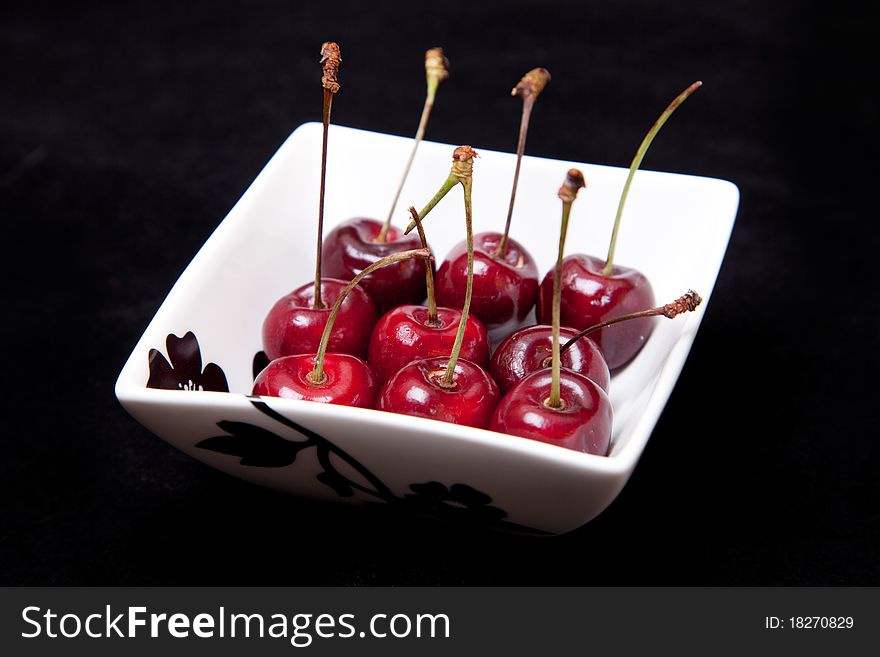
(147, 331, 229, 392)
(196, 420, 310, 467)
(403, 481, 508, 525)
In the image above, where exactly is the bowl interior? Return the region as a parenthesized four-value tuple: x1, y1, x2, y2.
(117, 122, 738, 466)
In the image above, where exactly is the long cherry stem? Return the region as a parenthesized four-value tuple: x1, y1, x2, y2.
(497, 67, 550, 258)
(408, 206, 438, 325)
(602, 81, 702, 277)
(378, 48, 449, 243)
(548, 169, 586, 409)
(313, 42, 343, 309)
(308, 248, 431, 384)
(443, 171, 474, 387)
(558, 290, 703, 358)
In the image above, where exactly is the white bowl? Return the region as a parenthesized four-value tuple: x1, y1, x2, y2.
(115, 123, 739, 535)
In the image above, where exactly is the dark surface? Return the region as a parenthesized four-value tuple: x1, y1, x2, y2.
(1, 0, 876, 585)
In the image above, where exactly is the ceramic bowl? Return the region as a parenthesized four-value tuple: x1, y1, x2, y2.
(115, 123, 739, 535)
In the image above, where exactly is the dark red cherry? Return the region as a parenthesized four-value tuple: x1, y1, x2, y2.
(490, 324, 610, 394)
(376, 356, 500, 429)
(253, 353, 376, 408)
(490, 369, 612, 455)
(368, 305, 489, 384)
(537, 253, 655, 370)
(435, 231, 538, 342)
(262, 278, 377, 361)
(322, 217, 428, 314)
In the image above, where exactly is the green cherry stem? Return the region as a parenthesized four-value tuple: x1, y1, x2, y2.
(548, 169, 586, 409)
(309, 248, 432, 384)
(497, 67, 551, 258)
(407, 206, 438, 325)
(378, 48, 449, 243)
(557, 290, 703, 359)
(313, 42, 343, 309)
(602, 80, 702, 277)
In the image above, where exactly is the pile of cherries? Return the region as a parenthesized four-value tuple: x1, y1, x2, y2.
(253, 43, 704, 455)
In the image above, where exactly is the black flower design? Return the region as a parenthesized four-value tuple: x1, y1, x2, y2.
(147, 331, 229, 392)
(196, 420, 309, 467)
(402, 481, 508, 525)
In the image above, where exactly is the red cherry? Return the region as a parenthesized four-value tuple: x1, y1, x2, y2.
(435, 231, 538, 341)
(368, 305, 489, 384)
(262, 279, 377, 361)
(253, 353, 376, 408)
(322, 217, 429, 314)
(490, 369, 612, 455)
(490, 324, 610, 394)
(538, 254, 655, 369)
(376, 357, 500, 429)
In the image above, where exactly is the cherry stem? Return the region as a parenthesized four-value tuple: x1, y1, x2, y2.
(314, 42, 343, 309)
(402, 174, 459, 235)
(557, 290, 703, 358)
(378, 48, 449, 243)
(443, 174, 474, 387)
(497, 68, 550, 258)
(602, 81, 702, 277)
(308, 248, 432, 384)
(548, 169, 586, 409)
(408, 206, 438, 325)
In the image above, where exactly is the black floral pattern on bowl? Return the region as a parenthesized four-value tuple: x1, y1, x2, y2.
(194, 397, 550, 535)
(147, 332, 228, 392)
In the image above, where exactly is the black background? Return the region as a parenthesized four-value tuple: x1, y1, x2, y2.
(1, 0, 877, 585)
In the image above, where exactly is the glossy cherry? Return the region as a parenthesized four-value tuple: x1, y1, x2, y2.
(377, 357, 500, 428)
(262, 279, 376, 361)
(253, 353, 377, 408)
(490, 369, 612, 454)
(434, 233, 538, 341)
(537, 82, 701, 370)
(538, 254, 654, 369)
(369, 305, 489, 384)
(321, 218, 428, 313)
(490, 324, 610, 394)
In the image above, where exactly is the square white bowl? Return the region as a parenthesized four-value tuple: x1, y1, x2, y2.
(115, 122, 738, 535)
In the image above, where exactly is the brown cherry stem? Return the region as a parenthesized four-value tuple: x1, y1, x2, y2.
(313, 42, 342, 309)
(602, 81, 701, 277)
(308, 248, 432, 384)
(497, 67, 551, 258)
(557, 290, 703, 359)
(378, 48, 449, 243)
(407, 206, 438, 325)
(548, 169, 586, 409)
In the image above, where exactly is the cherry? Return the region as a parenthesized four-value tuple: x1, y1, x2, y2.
(379, 146, 500, 428)
(253, 353, 376, 408)
(377, 357, 499, 428)
(491, 168, 613, 454)
(490, 369, 612, 454)
(537, 81, 702, 369)
(423, 68, 549, 341)
(434, 233, 539, 341)
(262, 43, 380, 361)
(321, 218, 427, 313)
(255, 247, 431, 406)
(262, 280, 375, 361)
(320, 49, 449, 313)
(490, 324, 609, 394)
(368, 207, 489, 384)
